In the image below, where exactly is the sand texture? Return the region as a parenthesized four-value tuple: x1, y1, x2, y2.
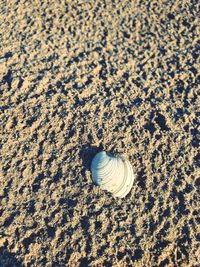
(0, 0, 200, 266)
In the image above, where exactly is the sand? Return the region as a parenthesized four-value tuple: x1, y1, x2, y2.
(0, 0, 200, 266)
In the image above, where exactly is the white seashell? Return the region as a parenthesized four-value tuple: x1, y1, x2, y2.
(91, 151, 134, 198)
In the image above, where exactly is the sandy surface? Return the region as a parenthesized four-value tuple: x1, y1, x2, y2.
(0, 0, 200, 266)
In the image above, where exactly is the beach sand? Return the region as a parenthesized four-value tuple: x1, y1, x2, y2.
(0, 0, 199, 266)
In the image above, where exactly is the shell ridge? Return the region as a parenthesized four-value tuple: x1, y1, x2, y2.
(94, 157, 123, 186)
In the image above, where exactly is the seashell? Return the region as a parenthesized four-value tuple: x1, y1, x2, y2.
(91, 151, 134, 198)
